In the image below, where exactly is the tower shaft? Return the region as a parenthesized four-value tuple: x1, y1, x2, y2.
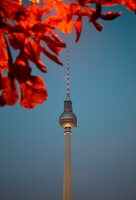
(63, 131, 72, 200)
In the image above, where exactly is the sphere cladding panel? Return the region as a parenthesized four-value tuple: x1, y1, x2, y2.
(59, 112, 77, 128)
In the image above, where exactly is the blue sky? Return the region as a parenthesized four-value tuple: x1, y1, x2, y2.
(0, 4, 136, 200)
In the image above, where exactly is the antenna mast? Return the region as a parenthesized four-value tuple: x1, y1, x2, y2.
(66, 50, 70, 99)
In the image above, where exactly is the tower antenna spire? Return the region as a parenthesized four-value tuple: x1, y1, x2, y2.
(66, 50, 70, 99)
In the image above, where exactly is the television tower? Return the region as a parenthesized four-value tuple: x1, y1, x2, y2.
(59, 50, 77, 200)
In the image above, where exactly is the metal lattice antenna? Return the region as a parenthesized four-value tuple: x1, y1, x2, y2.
(66, 50, 70, 99)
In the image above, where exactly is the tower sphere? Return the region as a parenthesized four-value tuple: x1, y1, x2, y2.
(59, 110, 77, 129)
(59, 99, 77, 129)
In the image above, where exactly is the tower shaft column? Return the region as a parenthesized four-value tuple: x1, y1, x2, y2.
(63, 132, 72, 200)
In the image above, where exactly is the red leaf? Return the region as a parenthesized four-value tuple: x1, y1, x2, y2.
(41, 35, 66, 55)
(41, 47, 63, 65)
(0, 32, 8, 71)
(31, 23, 52, 33)
(90, 0, 121, 6)
(92, 20, 103, 31)
(56, 1, 69, 17)
(0, 96, 5, 106)
(100, 11, 122, 20)
(41, 1, 55, 15)
(0, 76, 18, 106)
(9, 33, 25, 50)
(0, 76, 7, 90)
(20, 76, 48, 109)
(91, 0, 136, 12)
(70, 3, 92, 17)
(14, 7, 28, 21)
(125, 0, 136, 12)
(0, 0, 20, 19)
(57, 19, 73, 34)
(70, 3, 81, 15)
(28, 3, 42, 23)
(25, 41, 48, 73)
(44, 16, 62, 29)
(8, 25, 25, 33)
(55, 1, 74, 34)
(92, 2, 102, 20)
(78, 0, 92, 5)
(49, 31, 67, 47)
(13, 54, 32, 83)
(74, 16, 82, 42)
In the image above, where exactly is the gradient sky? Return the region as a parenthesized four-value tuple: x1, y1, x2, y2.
(0, 4, 136, 200)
